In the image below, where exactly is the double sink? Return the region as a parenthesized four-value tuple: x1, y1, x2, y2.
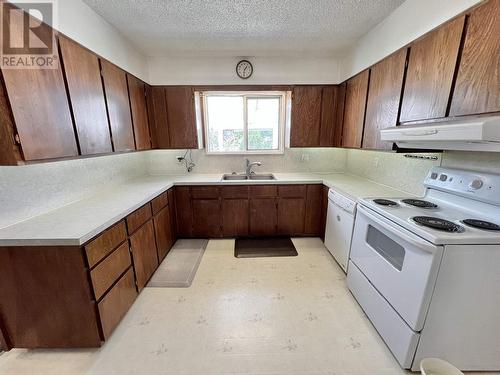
(222, 173, 276, 181)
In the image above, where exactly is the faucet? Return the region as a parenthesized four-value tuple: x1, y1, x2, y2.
(245, 159, 262, 177)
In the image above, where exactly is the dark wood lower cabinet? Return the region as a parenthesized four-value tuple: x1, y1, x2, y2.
(250, 198, 278, 236)
(278, 198, 305, 235)
(192, 199, 222, 237)
(304, 185, 324, 235)
(129, 220, 159, 291)
(175, 186, 193, 237)
(222, 199, 249, 237)
(0, 318, 10, 351)
(97, 268, 137, 340)
(154, 205, 174, 262)
(167, 189, 178, 243)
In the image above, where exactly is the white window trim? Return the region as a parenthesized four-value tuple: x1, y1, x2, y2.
(201, 91, 287, 155)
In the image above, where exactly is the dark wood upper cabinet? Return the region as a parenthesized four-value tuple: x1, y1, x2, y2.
(127, 74, 151, 150)
(100, 60, 135, 151)
(165, 86, 198, 149)
(400, 16, 465, 122)
(342, 70, 370, 148)
(363, 49, 407, 150)
(0, 4, 78, 161)
(450, 0, 500, 116)
(59, 36, 112, 155)
(147, 86, 170, 148)
(320, 84, 346, 147)
(290, 86, 323, 147)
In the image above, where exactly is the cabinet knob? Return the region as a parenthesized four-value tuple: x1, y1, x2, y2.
(336, 215, 341, 221)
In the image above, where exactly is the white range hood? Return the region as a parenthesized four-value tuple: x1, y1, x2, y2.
(380, 116, 500, 152)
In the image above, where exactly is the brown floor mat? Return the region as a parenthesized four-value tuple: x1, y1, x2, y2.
(235, 237, 298, 258)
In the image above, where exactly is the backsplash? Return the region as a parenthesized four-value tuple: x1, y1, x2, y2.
(441, 151, 500, 174)
(345, 149, 442, 196)
(147, 148, 347, 175)
(0, 152, 147, 229)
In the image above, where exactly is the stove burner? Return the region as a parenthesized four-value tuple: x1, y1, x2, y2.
(413, 216, 464, 232)
(402, 199, 438, 209)
(462, 219, 500, 231)
(373, 199, 398, 206)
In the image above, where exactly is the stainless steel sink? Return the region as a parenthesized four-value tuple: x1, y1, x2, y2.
(222, 174, 276, 181)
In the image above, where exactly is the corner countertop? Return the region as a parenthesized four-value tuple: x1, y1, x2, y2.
(0, 173, 414, 247)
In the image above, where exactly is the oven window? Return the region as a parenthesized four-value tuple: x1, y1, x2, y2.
(366, 225, 405, 271)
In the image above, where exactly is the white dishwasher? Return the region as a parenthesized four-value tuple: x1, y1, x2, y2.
(324, 188, 357, 272)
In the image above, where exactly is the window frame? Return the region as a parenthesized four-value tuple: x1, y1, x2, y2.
(201, 91, 286, 155)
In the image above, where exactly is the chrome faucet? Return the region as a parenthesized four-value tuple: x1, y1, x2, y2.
(245, 159, 262, 177)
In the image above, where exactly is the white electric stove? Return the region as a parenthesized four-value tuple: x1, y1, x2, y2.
(347, 167, 500, 371)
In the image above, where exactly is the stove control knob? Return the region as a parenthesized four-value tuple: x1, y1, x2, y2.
(439, 174, 448, 181)
(469, 179, 484, 190)
(430, 172, 438, 180)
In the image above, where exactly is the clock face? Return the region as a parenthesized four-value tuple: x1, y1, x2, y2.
(236, 60, 253, 79)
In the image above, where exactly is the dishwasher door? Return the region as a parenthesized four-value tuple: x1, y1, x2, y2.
(324, 190, 356, 272)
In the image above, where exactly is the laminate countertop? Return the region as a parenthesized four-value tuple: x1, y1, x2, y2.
(0, 173, 414, 246)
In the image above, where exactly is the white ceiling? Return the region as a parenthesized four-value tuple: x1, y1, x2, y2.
(82, 0, 405, 58)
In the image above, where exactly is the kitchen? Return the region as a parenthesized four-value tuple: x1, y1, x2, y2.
(0, 0, 499, 374)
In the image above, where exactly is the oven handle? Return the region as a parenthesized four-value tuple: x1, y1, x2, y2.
(357, 205, 439, 254)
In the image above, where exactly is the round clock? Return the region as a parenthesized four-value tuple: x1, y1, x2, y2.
(236, 60, 253, 79)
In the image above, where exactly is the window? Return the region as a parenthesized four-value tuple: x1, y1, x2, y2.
(201, 91, 286, 154)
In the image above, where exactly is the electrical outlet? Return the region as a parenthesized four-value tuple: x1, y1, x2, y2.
(176, 156, 185, 163)
(301, 154, 310, 162)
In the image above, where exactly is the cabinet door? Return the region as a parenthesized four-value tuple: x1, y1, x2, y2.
(363, 49, 407, 150)
(192, 199, 222, 238)
(304, 185, 323, 236)
(342, 70, 370, 148)
(167, 188, 178, 243)
(0, 318, 9, 351)
(127, 74, 151, 150)
(320, 84, 346, 147)
(320, 185, 329, 240)
(249, 198, 277, 236)
(147, 86, 170, 148)
(290, 86, 323, 147)
(175, 187, 193, 237)
(100, 60, 135, 151)
(278, 198, 305, 235)
(129, 220, 159, 291)
(59, 36, 112, 155)
(1, 4, 78, 161)
(222, 199, 249, 237)
(165, 86, 197, 148)
(153, 206, 174, 262)
(400, 16, 465, 122)
(450, 0, 500, 116)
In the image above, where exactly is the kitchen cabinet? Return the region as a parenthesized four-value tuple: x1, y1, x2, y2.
(320, 185, 329, 240)
(249, 198, 278, 236)
(342, 70, 370, 148)
(175, 187, 193, 237)
(222, 199, 249, 237)
(127, 74, 151, 150)
(147, 86, 170, 148)
(85, 221, 127, 268)
(192, 199, 222, 237)
(59, 36, 112, 155)
(363, 49, 407, 150)
(291, 86, 323, 147)
(154, 206, 174, 262)
(167, 189, 178, 243)
(278, 198, 305, 235)
(100, 60, 136, 151)
(165, 86, 198, 149)
(304, 184, 324, 235)
(400, 16, 465, 122)
(320, 84, 346, 147)
(0, 319, 9, 351)
(450, 0, 500, 116)
(0, 3, 78, 161)
(129, 220, 159, 291)
(126, 203, 152, 234)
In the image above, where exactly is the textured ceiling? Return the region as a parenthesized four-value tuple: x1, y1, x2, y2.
(82, 0, 405, 57)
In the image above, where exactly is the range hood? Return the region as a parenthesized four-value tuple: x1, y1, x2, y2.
(380, 116, 500, 152)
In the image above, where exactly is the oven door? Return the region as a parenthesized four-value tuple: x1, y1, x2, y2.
(350, 205, 444, 331)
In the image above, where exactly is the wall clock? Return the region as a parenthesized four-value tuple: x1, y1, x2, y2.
(236, 60, 253, 79)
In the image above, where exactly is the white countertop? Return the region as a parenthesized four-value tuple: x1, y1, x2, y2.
(0, 173, 412, 247)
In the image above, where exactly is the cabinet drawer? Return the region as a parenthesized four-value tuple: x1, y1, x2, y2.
(85, 221, 127, 268)
(278, 185, 306, 198)
(249, 185, 277, 198)
(221, 185, 249, 199)
(90, 242, 131, 301)
(151, 190, 169, 215)
(126, 203, 152, 234)
(191, 186, 220, 199)
(97, 267, 137, 340)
